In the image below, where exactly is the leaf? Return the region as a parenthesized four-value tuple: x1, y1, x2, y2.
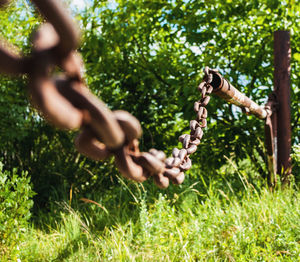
(293, 53, 300, 62)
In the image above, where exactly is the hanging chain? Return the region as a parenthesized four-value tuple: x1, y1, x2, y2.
(131, 67, 214, 188)
(0, 0, 213, 188)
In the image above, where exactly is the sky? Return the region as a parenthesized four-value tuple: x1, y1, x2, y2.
(72, 0, 88, 10)
(71, 0, 118, 12)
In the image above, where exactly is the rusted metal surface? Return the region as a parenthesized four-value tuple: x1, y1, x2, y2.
(0, 0, 10, 7)
(31, 0, 80, 57)
(206, 69, 268, 119)
(0, 0, 213, 188)
(0, 40, 27, 75)
(124, 69, 213, 188)
(274, 31, 292, 180)
(205, 67, 280, 184)
(264, 94, 277, 187)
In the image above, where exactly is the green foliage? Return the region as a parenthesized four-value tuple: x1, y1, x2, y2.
(0, 0, 299, 209)
(0, 1, 117, 207)
(78, 0, 300, 179)
(292, 144, 300, 183)
(1, 1, 299, 259)
(18, 175, 300, 261)
(292, 144, 300, 164)
(0, 162, 35, 260)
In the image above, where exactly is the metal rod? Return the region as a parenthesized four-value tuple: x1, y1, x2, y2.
(274, 30, 292, 180)
(209, 71, 268, 119)
(264, 105, 277, 187)
(31, 0, 80, 56)
(0, 41, 26, 75)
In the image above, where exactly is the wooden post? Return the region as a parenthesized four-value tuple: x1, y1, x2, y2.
(273, 31, 292, 184)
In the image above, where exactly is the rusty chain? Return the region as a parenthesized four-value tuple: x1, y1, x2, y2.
(126, 66, 213, 188)
(0, 0, 212, 188)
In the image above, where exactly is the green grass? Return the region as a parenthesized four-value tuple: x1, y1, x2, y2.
(9, 177, 300, 262)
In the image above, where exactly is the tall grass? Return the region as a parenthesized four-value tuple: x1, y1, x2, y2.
(15, 176, 300, 261)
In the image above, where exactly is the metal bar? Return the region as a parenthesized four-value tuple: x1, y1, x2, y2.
(0, 0, 10, 7)
(264, 109, 277, 187)
(31, 0, 80, 56)
(0, 41, 26, 75)
(274, 30, 292, 180)
(209, 71, 268, 119)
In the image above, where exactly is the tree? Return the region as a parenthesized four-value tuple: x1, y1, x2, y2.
(79, 0, 300, 178)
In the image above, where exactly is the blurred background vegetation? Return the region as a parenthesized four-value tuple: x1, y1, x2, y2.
(0, 0, 299, 260)
(0, 0, 299, 205)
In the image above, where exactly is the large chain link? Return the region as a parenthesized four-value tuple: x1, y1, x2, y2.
(0, 0, 213, 188)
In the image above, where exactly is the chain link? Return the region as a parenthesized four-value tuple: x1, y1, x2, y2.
(0, 0, 213, 188)
(137, 66, 213, 188)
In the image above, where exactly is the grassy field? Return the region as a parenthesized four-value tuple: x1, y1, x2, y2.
(7, 174, 299, 262)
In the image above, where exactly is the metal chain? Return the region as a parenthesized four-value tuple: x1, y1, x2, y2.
(128, 67, 214, 188)
(0, 0, 213, 188)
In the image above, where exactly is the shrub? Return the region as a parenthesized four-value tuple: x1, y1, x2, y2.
(291, 144, 300, 183)
(0, 162, 35, 259)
